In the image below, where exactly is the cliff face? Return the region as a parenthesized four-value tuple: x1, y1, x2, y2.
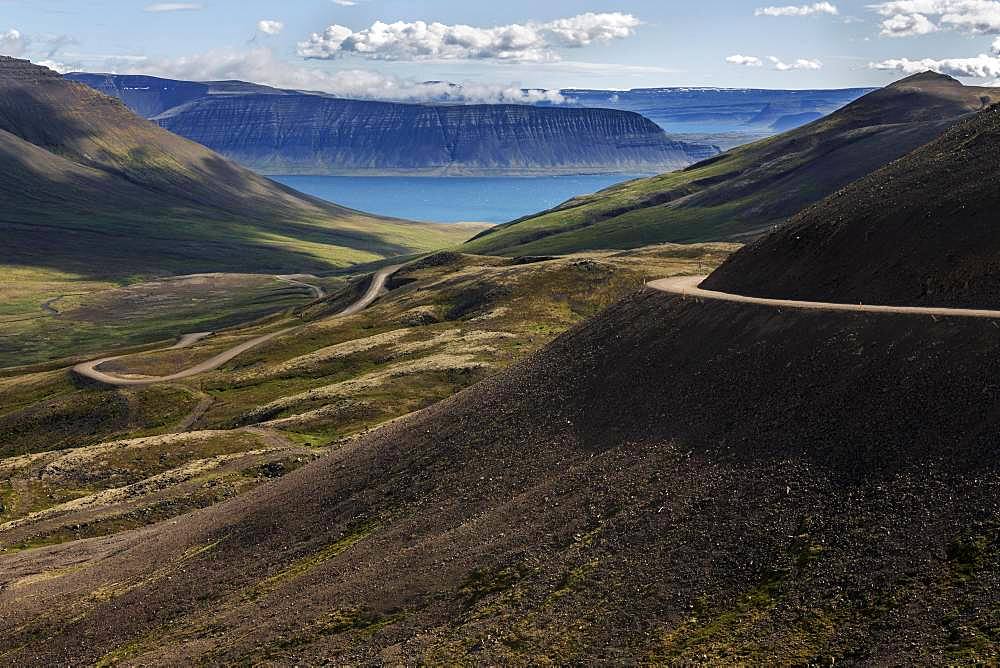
(66, 74, 719, 175)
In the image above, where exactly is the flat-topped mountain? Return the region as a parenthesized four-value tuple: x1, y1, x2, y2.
(703, 98, 1000, 308)
(0, 58, 475, 278)
(563, 85, 873, 133)
(464, 72, 999, 256)
(67, 73, 720, 176)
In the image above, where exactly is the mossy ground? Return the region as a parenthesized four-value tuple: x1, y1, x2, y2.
(0, 244, 733, 564)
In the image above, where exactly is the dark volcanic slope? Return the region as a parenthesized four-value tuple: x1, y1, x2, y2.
(463, 72, 1000, 255)
(67, 73, 719, 175)
(704, 99, 1000, 308)
(3, 288, 1000, 664)
(0, 58, 471, 278)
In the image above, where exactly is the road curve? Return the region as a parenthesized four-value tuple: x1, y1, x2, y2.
(275, 275, 326, 300)
(73, 265, 401, 387)
(649, 275, 1000, 320)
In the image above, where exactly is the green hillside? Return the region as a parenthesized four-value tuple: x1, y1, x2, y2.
(0, 56, 480, 280)
(465, 72, 999, 256)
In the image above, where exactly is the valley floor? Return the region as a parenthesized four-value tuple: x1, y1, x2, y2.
(0, 244, 734, 555)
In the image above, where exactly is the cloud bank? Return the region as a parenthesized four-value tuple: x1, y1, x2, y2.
(870, 52, 1000, 76)
(297, 13, 641, 62)
(872, 1, 1000, 37)
(110, 48, 567, 104)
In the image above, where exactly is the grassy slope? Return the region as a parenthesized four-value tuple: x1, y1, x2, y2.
(0, 58, 479, 281)
(0, 244, 735, 550)
(0, 272, 343, 368)
(464, 72, 1000, 256)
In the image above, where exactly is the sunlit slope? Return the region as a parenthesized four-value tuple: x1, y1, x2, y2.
(465, 72, 999, 256)
(0, 57, 479, 279)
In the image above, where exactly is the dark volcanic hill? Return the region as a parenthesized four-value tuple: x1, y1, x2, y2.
(703, 99, 1000, 308)
(0, 58, 475, 278)
(463, 72, 1000, 256)
(3, 278, 1000, 663)
(66, 73, 719, 176)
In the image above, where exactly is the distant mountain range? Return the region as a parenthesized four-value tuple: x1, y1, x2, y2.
(465, 72, 998, 256)
(66, 73, 721, 176)
(0, 58, 476, 279)
(561, 86, 875, 134)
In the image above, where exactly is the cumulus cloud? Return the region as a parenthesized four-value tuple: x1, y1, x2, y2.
(1, 29, 27, 57)
(726, 53, 822, 69)
(871, 1, 1000, 36)
(769, 56, 824, 69)
(111, 47, 567, 104)
(257, 20, 284, 35)
(869, 53, 1000, 76)
(145, 3, 203, 12)
(879, 12, 939, 35)
(755, 2, 839, 16)
(726, 54, 764, 66)
(297, 12, 641, 62)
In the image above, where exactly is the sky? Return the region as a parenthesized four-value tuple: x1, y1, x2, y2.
(3, 1, 1000, 101)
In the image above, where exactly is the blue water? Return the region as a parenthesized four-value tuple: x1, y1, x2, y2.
(271, 174, 645, 224)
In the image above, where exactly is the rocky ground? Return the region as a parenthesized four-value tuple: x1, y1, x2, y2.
(2, 270, 999, 664)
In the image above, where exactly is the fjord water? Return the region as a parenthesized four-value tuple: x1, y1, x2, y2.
(272, 174, 644, 224)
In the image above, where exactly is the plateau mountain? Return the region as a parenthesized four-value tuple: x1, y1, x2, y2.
(67, 73, 720, 176)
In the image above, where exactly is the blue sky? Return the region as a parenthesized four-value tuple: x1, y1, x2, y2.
(3, 1, 1000, 99)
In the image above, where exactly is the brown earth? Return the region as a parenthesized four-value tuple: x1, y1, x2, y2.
(703, 99, 1000, 308)
(2, 287, 999, 664)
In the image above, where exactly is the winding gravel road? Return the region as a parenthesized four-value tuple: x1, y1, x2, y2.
(73, 266, 400, 387)
(649, 275, 1000, 319)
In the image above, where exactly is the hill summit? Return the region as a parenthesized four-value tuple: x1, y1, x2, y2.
(703, 101, 1000, 307)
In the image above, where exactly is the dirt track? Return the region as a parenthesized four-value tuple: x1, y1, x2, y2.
(72, 266, 400, 387)
(649, 275, 1000, 319)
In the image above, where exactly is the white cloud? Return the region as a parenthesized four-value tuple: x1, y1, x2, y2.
(755, 2, 839, 16)
(144, 3, 203, 12)
(36, 59, 71, 73)
(994, 35, 1000, 51)
(879, 12, 939, 35)
(871, 1, 1000, 35)
(726, 54, 764, 66)
(112, 47, 568, 104)
(297, 12, 641, 62)
(257, 20, 284, 35)
(869, 52, 1000, 76)
(727, 53, 822, 69)
(0, 28, 27, 57)
(333, 0, 357, 5)
(769, 55, 824, 69)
